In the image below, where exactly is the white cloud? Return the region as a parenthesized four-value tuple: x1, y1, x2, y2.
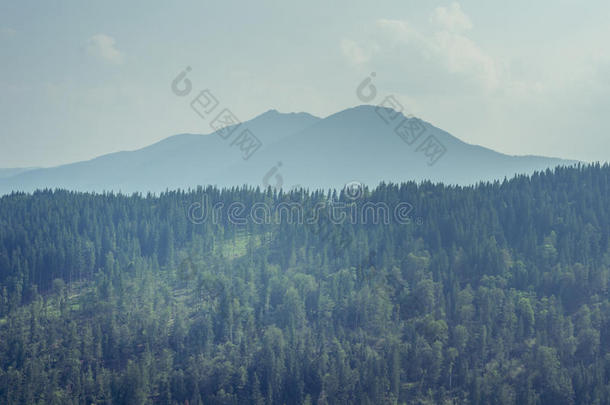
(432, 30, 499, 90)
(375, 13, 499, 91)
(85, 34, 124, 64)
(341, 39, 370, 65)
(338, 3, 610, 162)
(376, 19, 421, 42)
(431, 2, 472, 33)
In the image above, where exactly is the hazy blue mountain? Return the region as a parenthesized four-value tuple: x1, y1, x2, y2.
(0, 105, 577, 194)
(0, 110, 319, 194)
(202, 105, 578, 190)
(0, 167, 38, 179)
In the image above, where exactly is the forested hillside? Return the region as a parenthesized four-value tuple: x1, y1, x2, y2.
(1, 164, 610, 404)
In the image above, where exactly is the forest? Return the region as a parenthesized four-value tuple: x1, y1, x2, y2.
(1, 163, 610, 404)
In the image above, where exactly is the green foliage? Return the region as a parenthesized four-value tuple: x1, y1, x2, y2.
(0, 164, 610, 403)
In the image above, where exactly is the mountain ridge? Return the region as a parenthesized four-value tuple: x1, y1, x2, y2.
(0, 105, 578, 194)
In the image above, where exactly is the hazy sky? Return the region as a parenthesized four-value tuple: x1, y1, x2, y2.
(1, 0, 609, 167)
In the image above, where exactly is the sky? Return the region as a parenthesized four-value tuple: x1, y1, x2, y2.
(1, 0, 609, 167)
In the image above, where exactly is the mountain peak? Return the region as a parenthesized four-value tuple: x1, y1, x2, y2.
(261, 108, 280, 116)
(255, 108, 320, 121)
(0, 105, 577, 194)
(325, 104, 422, 122)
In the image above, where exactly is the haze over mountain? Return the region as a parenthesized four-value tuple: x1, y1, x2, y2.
(0, 168, 38, 179)
(0, 105, 577, 195)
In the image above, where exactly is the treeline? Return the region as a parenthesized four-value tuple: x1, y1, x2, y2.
(0, 163, 610, 404)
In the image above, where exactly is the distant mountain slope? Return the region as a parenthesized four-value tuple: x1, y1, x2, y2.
(202, 105, 577, 189)
(0, 110, 319, 194)
(0, 167, 38, 179)
(0, 105, 576, 194)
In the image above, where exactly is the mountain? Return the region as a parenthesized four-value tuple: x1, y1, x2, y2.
(0, 110, 319, 194)
(213, 105, 577, 189)
(0, 167, 38, 179)
(0, 105, 576, 194)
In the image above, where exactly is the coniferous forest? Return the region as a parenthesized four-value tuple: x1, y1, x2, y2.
(2, 164, 610, 404)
